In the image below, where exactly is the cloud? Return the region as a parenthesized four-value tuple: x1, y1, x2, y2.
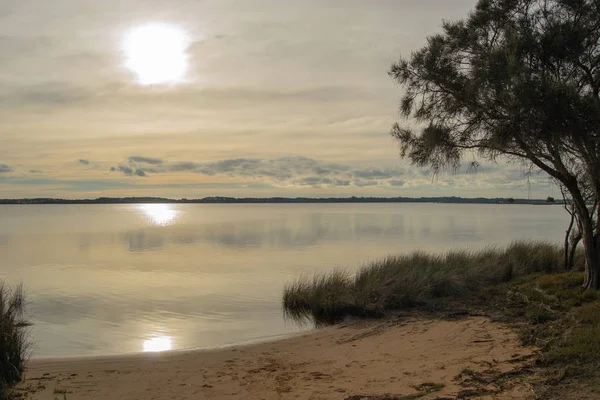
(179, 156, 353, 182)
(0, 164, 12, 173)
(111, 165, 133, 176)
(354, 169, 403, 179)
(294, 176, 352, 187)
(78, 159, 90, 165)
(353, 180, 379, 187)
(108, 155, 410, 187)
(0, 35, 54, 60)
(170, 162, 199, 172)
(103, 154, 548, 193)
(109, 166, 147, 178)
(128, 156, 163, 165)
(29, 169, 43, 174)
(0, 82, 92, 109)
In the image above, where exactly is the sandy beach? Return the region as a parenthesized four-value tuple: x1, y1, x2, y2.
(18, 316, 536, 400)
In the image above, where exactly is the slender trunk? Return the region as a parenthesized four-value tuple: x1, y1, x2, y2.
(580, 216, 598, 289)
(564, 210, 575, 269)
(568, 233, 582, 270)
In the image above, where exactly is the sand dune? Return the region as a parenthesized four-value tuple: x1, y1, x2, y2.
(19, 316, 535, 399)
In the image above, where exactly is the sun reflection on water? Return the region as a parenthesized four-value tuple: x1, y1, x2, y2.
(143, 336, 173, 352)
(138, 204, 179, 226)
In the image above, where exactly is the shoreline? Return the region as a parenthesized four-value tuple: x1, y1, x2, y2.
(28, 329, 316, 363)
(19, 316, 536, 400)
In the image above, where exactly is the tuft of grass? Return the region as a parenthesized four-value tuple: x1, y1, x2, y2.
(283, 269, 357, 325)
(501, 241, 563, 274)
(525, 305, 555, 324)
(0, 282, 31, 397)
(283, 241, 567, 325)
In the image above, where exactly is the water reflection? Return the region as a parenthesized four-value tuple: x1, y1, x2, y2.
(143, 336, 173, 352)
(138, 204, 179, 226)
(0, 203, 570, 357)
(116, 212, 470, 252)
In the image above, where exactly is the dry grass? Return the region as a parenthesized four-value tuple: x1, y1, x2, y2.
(283, 241, 570, 325)
(0, 282, 30, 399)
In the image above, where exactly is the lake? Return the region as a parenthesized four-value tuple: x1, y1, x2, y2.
(0, 203, 568, 358)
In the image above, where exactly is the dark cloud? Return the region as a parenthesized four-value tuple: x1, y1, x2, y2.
(389, 180, 405, 187)
(0, 164, 12, 173)
(78, 159, 90, 165)
(110, 156, 165, 177)
(354, 169, 402, 179)
(128, 156, 163, 165)
(107, 155, 411, 187)
(113, 165, 133, 176)
(170, 162, 200, 172)
(334, 179, 352, 186)
(295, 176, 352, 187)
(183, 157, 353, 182)
(297, 177, 324, 186)
(119, 166, 134, 175)
(353, 180, 379, 187)
(110, 165, 148, 178)
(29, 169, 43, 174)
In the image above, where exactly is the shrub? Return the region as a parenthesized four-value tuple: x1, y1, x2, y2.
(0, 282, 30, 394)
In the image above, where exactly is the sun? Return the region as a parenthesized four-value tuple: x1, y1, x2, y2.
(123, 23, 189, 85)
(137, 204, 179, 226)
(143, 336, 173, 352)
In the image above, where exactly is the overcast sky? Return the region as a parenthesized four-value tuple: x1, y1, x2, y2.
(0, 0, 555, 199)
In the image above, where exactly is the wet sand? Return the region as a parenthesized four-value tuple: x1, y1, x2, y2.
(19, 316, 536, 399)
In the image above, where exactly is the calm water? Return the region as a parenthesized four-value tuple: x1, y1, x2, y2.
(0, 203, 567, 358)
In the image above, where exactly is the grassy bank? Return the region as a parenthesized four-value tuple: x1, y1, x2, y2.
(0, 283, 30, 400)
(283, 241, 600, 398)
(283, 241, 576, 325)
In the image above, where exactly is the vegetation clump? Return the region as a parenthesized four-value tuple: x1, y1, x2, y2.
(0, 282, 30, 400)
(283, 241, 567, 325)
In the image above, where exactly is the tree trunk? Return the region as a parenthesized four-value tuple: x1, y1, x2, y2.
(568, 233, 582, 270)
(564, 211, 575, 270)
(571, 190, 600, 290)
(580, 217, 600, 289)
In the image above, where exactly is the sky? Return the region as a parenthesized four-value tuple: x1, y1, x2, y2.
(0, 0, 556, 199)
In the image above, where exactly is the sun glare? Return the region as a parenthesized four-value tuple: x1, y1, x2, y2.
(143, 336, 173, 352)
(138, 204, 179, 226)
(123, 23, 189, 85)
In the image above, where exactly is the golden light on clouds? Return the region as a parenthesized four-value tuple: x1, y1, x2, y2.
(123, 23, 189, 85)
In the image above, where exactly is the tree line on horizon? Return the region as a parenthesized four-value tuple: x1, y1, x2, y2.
(0, 196, 556, 204)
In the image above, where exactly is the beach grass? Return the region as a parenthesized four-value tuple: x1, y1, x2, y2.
(0, 282, 30, 399)
(283, 241, 570, 325)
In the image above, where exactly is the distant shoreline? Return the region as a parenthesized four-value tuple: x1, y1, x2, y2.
(0, 196, 557, 205)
